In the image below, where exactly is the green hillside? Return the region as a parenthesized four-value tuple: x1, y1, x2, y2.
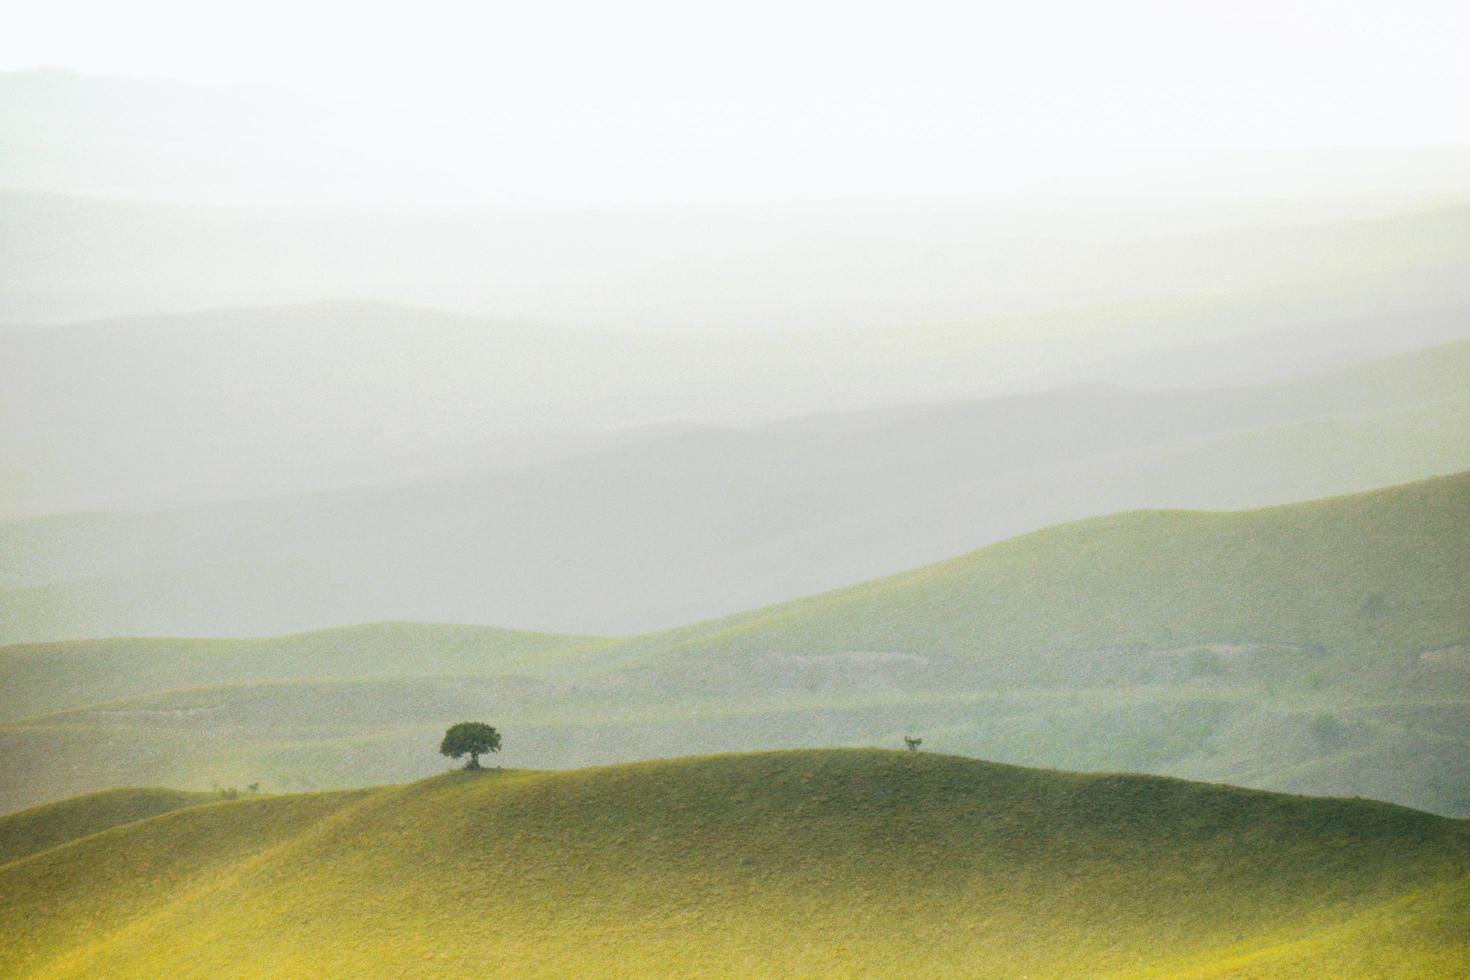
(0, 787, 210, 866)
(2, 751, 1467, 978)
(1, 472, 1466, 817)
(618, 468, 1470, 671)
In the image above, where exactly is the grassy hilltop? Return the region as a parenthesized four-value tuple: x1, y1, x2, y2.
(1, 471, 1466, 815)
(2, 750, 1468, 978)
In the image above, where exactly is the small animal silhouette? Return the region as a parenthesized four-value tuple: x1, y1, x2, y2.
(903, 736, 923, 751)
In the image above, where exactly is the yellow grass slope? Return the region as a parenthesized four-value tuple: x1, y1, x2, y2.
(2, 750, 1468, 978)
(0, 787, 209, 866)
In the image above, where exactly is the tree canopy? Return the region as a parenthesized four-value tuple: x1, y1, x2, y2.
(440, 722, 502, 770)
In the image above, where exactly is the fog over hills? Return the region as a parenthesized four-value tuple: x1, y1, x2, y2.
(10, 66, 1466, 348)
(6, 187, 1470, 329)
(6, 4, 1470, 973)
(4, 289, 1470, 519)
(3, 338, 1468, 641)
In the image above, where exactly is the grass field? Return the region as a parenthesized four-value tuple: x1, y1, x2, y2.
(2, 750, 1467, 978)
(2, 471, 1466, 815)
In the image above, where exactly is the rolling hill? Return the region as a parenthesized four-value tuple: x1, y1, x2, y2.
(612, 465, 1470, 669)
(2, 751, 1468, 977)
(0, 787, 210, 866)
(4, 335, 1469, 642)
(2, 471, 1466, 817)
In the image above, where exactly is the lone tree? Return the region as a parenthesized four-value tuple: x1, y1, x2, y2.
(440, 722, 502, 770)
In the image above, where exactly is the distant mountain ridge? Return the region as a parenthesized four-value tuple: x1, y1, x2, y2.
(4, 336, 1468, 641)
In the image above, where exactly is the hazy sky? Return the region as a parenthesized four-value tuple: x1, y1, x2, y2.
(5, 1, 1470, 207)
(7, 0, 1470, 151)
